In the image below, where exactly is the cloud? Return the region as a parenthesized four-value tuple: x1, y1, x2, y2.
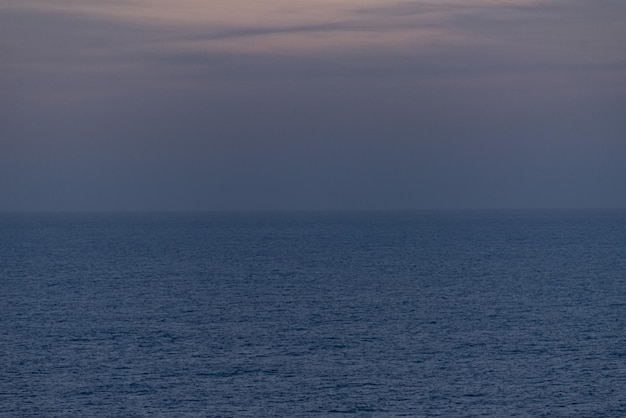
(3, 0, 624, 120)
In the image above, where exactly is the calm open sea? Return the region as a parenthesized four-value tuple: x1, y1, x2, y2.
(1, 210, 626, 416)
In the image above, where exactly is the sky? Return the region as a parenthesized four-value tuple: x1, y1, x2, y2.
(1, 0, 625, 211)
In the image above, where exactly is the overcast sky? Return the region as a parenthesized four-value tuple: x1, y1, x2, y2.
(2, 0, 625, 211)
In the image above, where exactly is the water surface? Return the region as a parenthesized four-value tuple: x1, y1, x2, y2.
(1, 210, 626, 416)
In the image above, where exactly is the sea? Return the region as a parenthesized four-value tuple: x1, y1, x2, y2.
(1, 210, 626, 417)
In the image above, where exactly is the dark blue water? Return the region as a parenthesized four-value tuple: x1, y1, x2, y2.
(2, 210, 626, 416)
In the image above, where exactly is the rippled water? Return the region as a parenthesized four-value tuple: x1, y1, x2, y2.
(2, 210, 626, 416)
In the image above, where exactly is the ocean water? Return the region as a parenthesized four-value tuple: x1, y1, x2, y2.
(1, 210, 626, 417)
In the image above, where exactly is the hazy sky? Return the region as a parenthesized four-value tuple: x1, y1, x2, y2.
(2, 0, 625, 210)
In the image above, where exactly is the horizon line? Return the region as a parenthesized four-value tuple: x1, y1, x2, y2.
(1, 207, 624, 214)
